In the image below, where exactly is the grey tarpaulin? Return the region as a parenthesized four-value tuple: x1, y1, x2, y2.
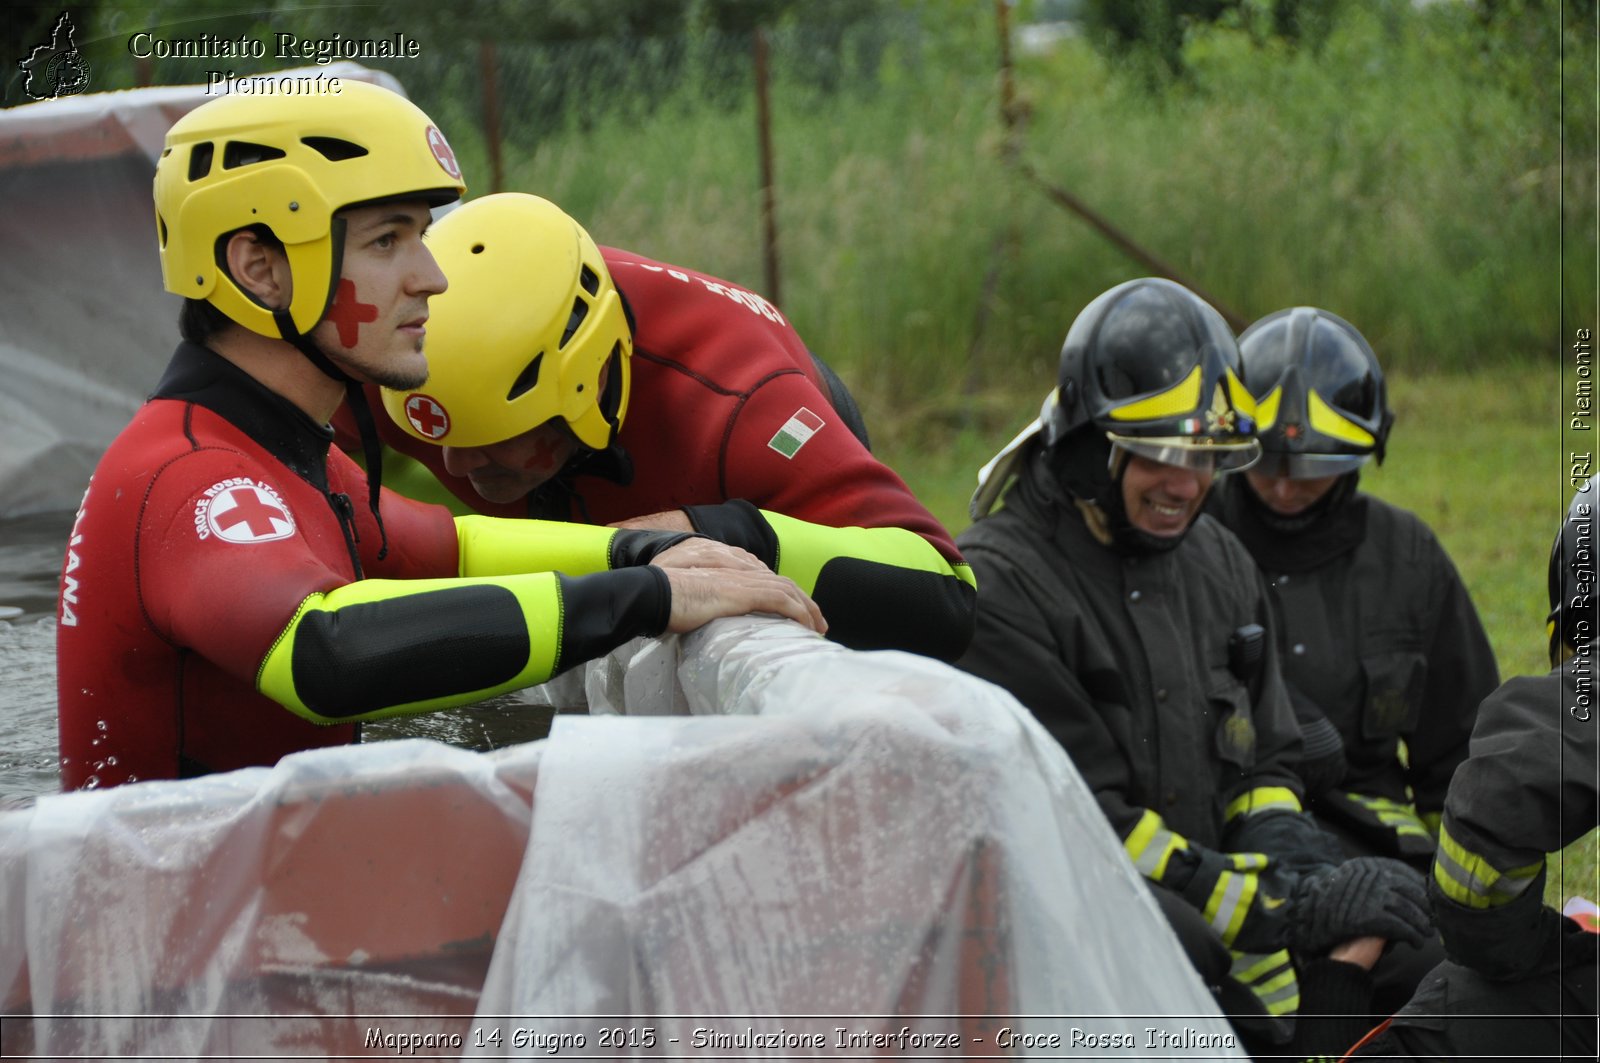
(1, 616, 1242, 1058)
(0, 65, 407, 518)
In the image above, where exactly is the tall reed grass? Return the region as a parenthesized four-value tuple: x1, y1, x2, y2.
(416, 1, 1586, 423)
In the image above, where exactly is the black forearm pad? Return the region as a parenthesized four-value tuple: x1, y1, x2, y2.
(812, 557, 977, 661)
(682, 499, 779, 568)
(554, 567, 672, 674)
(291, 585, 531, 719)
(608, 529, 697, 568)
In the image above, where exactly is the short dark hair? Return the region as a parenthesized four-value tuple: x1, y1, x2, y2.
(177, 224, 286, 344)
(177, 297, 234, 344)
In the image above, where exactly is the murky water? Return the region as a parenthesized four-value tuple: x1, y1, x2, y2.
(0, 511, 72, 808)
(0, 511, 562, 809)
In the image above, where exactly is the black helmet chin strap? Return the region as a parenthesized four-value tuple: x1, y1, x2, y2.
(1050, 431, 1191, 555)
(273, 307, 389, 563)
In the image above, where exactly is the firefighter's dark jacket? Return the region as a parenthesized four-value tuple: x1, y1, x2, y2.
(1429, 654, 1599, 981)
(956, 449, 1306, 857)
(1211, 477, 1499, 855)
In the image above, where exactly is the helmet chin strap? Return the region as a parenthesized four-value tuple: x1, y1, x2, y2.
(1103, 447, 1191, 556)
(273, 307, 389, 563)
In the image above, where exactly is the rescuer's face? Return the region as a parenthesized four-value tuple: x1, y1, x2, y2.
(312, 200, 446, 391)
(1121, 453, 1214, 536)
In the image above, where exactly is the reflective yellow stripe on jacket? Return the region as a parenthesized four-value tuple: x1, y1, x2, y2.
(1224, 786, 1302, 822)
(1124, 808, 1188, 879)
(1205, 852, 1272, 945)
(1433, 822, 1543, 909)
(1232, 948, 1300, 1016)
(1346, 792, 1434, 845)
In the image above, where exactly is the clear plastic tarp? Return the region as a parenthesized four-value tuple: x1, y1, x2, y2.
(0, 617, 1242, 1058)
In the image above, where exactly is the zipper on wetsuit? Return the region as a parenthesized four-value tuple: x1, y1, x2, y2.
(327, 491, 365, 580)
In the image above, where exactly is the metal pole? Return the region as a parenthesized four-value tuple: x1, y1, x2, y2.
(1019, 160, 1249, 332)
(754, 27, 781, 305)
(479, 39, 505, 195)
(968, 0, 1024, 407)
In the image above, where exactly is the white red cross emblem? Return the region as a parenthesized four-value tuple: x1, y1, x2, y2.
(404, 393, 450, 439)
(426, 125, 461, 181)
(197, 481, 295, 544)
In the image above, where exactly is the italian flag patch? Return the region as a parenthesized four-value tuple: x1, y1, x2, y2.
(768, 407, 825, 458)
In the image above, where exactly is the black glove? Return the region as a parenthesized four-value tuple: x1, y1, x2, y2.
(1226, 810, 1344, 874)
(1290, 856, 1432, 955)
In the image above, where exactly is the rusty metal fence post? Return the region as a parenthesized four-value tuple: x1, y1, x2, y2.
(754, 27, 781, 305)
(479, 40, 505, 195)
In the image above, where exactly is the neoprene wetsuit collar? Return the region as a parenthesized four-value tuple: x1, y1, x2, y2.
(153, 342, 336, 493)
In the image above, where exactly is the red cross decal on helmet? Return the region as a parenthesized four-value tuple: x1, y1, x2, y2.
(426, 125, 461, 180)
(202, 483, 295, 544)
(405, 393, 450, 439)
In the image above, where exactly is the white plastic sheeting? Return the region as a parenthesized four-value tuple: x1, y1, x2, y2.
(0, 618, 1243, 1059)
(0, 65, 408, 518)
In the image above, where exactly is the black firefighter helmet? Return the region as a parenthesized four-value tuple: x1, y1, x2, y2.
(1043, 277, 1261, 551)
(1237, 306, 1394, 479)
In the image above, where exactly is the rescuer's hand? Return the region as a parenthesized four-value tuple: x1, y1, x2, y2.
(610, 510, 696, 533)
(656, 565, 826, 635)
(1292, 857, 1431, 956)
(649, 535, 769, 573)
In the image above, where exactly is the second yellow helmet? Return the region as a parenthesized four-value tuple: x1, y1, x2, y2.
(384, 193, 632, 451)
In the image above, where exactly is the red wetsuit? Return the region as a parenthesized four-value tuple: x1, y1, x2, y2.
(58, 343, 674, 789)
(351, 247, 962, 563)
(339, 249, 975, 659)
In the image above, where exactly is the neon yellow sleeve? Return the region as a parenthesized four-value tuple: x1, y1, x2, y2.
(760, 509, 977, 593)
(454, 515, 619, 577)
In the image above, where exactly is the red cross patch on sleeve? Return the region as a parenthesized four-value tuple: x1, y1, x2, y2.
(193, 480, 296, 544)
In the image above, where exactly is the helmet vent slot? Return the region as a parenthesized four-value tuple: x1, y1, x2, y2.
(560, 297, 589, 350)
(301, 136, 369, 162)
(188, 142, 214, 181)
(508, 353, 543, 401)
(157, 213, 168, 248)
(223, 141, 287, 170)
(579, 265, 600, 296)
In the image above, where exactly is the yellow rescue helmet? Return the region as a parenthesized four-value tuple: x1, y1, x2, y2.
(154, 80, 465, 339)
(382, 192, 632, 451)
